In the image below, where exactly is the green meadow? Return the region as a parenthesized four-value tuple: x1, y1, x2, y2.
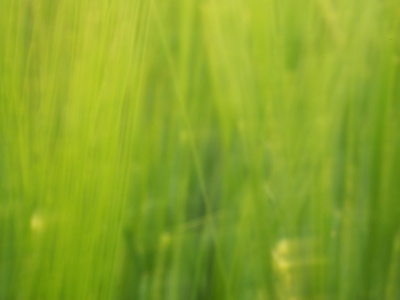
(1, 0, 399, 299)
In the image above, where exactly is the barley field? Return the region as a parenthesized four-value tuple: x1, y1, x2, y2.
(0, 0, 399, 299)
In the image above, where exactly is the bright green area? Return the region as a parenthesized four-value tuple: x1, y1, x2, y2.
(0, 0, 399, 299)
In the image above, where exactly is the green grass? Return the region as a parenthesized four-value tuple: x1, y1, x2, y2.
(0, 0, 399, 299)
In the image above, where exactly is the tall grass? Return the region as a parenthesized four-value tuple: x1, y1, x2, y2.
(1, 0, 399, 299)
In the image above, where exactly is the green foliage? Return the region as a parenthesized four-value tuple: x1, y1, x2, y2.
(1, 0, 399, 299)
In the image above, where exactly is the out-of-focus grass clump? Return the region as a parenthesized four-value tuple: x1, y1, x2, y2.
(1, 0, 399, 299)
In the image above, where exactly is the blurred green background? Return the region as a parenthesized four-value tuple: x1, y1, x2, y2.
(1, 0, 399, 299)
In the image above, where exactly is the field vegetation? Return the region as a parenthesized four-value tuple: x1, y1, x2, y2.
(1, 0, 399, 299)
